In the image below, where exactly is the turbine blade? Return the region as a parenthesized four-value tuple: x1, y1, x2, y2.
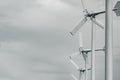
(81, 0, 86, 11)
(70, 17, 87, 36)
(71, 74, 78, 80)
(69, 59, 79, 70)
(79, 32, 83, 48)
(92, 18, 104, 29)
(69, 52, 79, 58)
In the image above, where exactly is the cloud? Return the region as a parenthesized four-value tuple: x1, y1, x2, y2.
(0, 41, 71, 80)
(37, 0, 68, 9)
(0, 0, 120, 80)
(6, 0, 80, 31)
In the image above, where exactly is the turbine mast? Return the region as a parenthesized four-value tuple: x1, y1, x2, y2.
(91, 18, 96, 80)
(105, 0, 113, 80)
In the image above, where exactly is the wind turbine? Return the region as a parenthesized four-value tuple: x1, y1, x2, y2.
(70, 0, 104, 36)
(78, 32, 89, 80)
(78, 32, 103, 80)
(70, 1, 120, 80)
(69, 45, 88, 80)
(69, 54, 91, 80)
(78, 68, 91, 80)
(70, 32, 104, 80)
(70, 0, 105, 80)
(70, 0, 120, 36)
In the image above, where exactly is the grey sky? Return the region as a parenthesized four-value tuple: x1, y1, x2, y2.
(0, 0, 120, 80)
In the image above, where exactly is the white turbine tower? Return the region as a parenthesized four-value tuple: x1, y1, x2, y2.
(105, 1, 120, 80)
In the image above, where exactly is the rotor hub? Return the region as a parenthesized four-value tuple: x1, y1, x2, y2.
(85, 13, 96, 18)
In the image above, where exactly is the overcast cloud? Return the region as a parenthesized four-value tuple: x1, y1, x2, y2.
(0, 0, 120, 80)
